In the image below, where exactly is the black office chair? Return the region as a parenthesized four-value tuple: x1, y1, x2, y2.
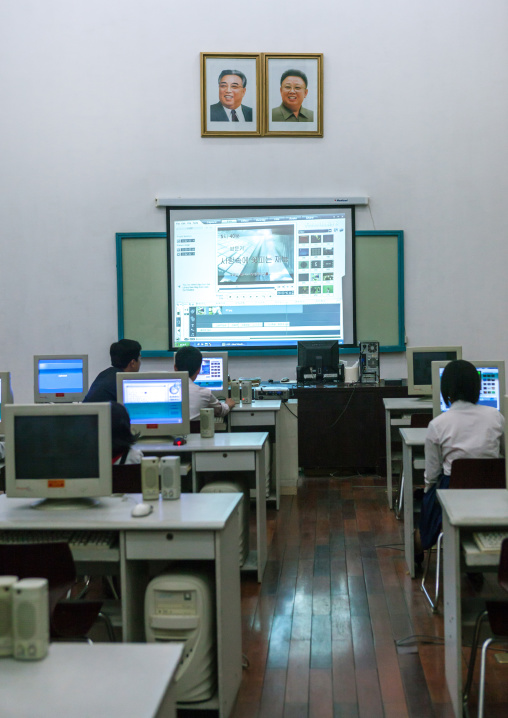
(463, 537, 508, 717)
(0, 542, 115, 641)
(420, 458, 506, 611)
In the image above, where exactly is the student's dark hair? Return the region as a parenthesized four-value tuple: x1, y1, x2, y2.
(440, 360, 481, 407)
(110, 401, 139, 457)
(280, 69, 308, 87)
(174, 346, 202, 377)
(110, 339, 141, 369)
(218, 69, 247, 87)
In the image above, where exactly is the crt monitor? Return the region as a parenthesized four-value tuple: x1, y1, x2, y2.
(406, 346, 462, 396)
(4, 402, 112, 509)
(34, 355, 88, 403)
(116, 371, 190, 438)
(297, 340, 339, 380)
(431, 360, 506, 417)
(0, 371, 14, 435)
(194, 352, 228, 399)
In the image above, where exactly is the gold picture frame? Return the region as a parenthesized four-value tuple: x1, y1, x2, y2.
(201, 53, 262, 137)
(263, 53, 323, 137)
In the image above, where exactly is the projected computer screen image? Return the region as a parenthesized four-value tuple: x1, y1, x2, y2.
(117, 372, 190, 437)
(4, 403, 112, 506)
(406, 346, 462, 396)
(167, 204, 355, 350)
(194, 352, 228, 396)
(34, 355, 88, 403)
(431, 360, 505, 417)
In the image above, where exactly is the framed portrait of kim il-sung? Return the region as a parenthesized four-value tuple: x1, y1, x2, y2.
(201, 52, 261, 137)
(264, 53, 323, 137)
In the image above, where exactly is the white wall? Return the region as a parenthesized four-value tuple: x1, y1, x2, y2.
(1, 0, 508, 401)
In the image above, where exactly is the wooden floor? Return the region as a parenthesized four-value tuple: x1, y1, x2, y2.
(223, 473, 508, 718)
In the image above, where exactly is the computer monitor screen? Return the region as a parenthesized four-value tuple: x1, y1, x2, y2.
(194, 352, 228, 399)
(0, 372, 14, 435)
(4, 403, 112, 508)
(34, 355, 88, 403)
(167, 202, 356, 350)
(297, 340, 339, 378)
(116, 371, 190, 437)
(431, 360, 506, 417)
(406, 346, 462, 396)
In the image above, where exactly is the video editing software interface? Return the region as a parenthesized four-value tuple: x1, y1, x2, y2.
(122, 377, 184, 425)
(194, 356, 225, 391)
(171, 208, 352, 348)
(38, 358, 85, 394)
(438, 366, 502, 412)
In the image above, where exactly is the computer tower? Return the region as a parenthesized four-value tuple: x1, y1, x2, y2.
(200, 482, 249, 567)
(0, 575, 18, 656)
(359, 341, 380, 383)
(145, 572, 216, 703)
(12, 578, 49, 660)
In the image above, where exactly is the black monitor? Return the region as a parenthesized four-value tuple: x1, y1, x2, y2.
(297, 340, 339, 381)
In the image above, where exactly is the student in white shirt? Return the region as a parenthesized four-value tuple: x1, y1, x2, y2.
(174, 346, 235, 421)
(418, 359, 504, 552)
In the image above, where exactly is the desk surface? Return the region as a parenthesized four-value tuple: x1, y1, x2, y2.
(138, 431, 268, 454)
(399, 427, 427, 445)
(0, 492, 241, 531)
(232, 400, 281, 412)
(438, 488, 508, 526)
(0, 643, 182, 718)
(383, 397, 432, 410)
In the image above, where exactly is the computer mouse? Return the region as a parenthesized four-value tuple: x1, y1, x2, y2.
(131, 503, 153, 518)
(280, 377, 289, 383)
(173, 437, 186, 446)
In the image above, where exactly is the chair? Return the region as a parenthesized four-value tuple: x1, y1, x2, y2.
(420, 458, 505, 611)
(112, 462, 142, 494)
(0, 542, 115, 641)
(395, 412, 432, 519)
(463, 537, 508, 718)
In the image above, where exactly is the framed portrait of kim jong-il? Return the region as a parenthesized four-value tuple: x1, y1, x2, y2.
(201, 53, 261, 137)
(264, 53, 323, 137)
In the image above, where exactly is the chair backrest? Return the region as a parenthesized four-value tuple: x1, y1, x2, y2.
(112, 463, 142, 493)
(449, 458, 506, 489)
(410, 413, 432, 428)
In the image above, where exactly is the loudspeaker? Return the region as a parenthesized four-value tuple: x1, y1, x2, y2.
(230, 380, 241, 402)
(0, 576, 18, 657)
(359, 340, 380, 383)
(200, 408, 215, 438)
(160, 456, 181, 500)
(241, 380, 252, 404)
(12, 578, 49, 661)
(141, 456, 160, 501)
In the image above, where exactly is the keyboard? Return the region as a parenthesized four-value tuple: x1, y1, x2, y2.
(473, 531, 508, 553)
(0, 530, 119, 561)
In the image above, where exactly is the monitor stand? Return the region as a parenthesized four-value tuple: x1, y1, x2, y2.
(31, 497, 101, 511)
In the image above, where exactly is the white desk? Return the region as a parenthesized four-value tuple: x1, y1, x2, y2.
(383, 397, 432, 508)
(229, 400, 282, 508)
(399, 427, 427, 577)
(0, 493, 242, 718)
(137, 432, 268, 582)
(438, 489, 508, 718)
(0, 643, 182, 718)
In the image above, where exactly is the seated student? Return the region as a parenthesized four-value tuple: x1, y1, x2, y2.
(111, 401, 143, 465)
(418, 359, 505, 552)
(84, 339, 141, 403)
(174, 346, 235, 421)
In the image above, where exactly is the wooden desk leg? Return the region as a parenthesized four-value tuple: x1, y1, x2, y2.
(443, 513, 462, 717)
(385, 409, 393, 509)
(256, 445, 268, 582)
(402, 441, 415, 578)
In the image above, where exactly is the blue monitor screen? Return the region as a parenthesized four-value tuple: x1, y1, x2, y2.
(438, 366, 501, 412)
(38, 359, 84, 394)
(122, 378, 184, 425)
(194, 357, 224, 391)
